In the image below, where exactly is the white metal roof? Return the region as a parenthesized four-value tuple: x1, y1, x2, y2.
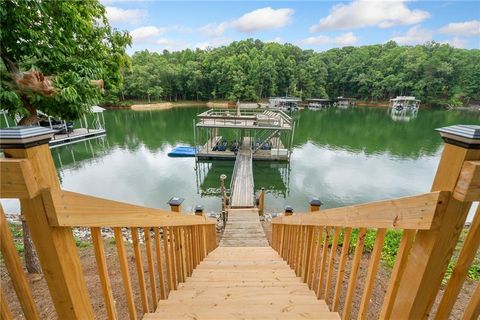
(91, 105, 106, 113)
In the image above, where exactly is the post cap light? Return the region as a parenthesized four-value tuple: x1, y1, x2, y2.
(0, 126, 55, 149)
(436, 125, 480, 149)
(168, 197, 184, 206)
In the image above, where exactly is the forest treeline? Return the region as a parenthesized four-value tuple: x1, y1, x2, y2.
(122, 39, 480, 108)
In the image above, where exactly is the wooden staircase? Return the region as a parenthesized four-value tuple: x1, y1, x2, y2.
(144, 247, 340, 319)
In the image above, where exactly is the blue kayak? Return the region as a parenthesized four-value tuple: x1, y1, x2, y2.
(168, 146, 197, 157)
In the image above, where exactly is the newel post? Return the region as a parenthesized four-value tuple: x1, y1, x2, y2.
(168, 197, 184, 213)
(309, 197, 323, 212)
(0, 126, 94, 318)
(391, 125, 480, 319)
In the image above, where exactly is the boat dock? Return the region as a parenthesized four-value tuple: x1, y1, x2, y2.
(194, 108, 294, 161)
(49, 128, 106, 148)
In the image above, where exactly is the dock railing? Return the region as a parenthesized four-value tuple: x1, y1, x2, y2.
(0, 127, 217, 319)
(272, 125, 480, 320)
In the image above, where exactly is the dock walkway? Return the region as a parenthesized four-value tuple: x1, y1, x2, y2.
(229, 141, 255, 208)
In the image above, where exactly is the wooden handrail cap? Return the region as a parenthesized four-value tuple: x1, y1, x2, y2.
(436, 125, 480, 149)
(0, 125, 55, 149)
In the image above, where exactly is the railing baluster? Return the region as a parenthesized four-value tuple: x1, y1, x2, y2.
(379, 229, 415, 319)
(162, 226, 173, 293)
(113, 227, 136, 320)
(131, 227, 149, 313)
(307, 227, 319, 289)
(436, 205, 480, 319)
(297, 226, 306, 276)
(325, 227, 341, 305)
(180, 227, 188, 282)
(0, 289, 14, 320)
(304, 226, 315, 283)
(173, 227, 183, 283)
(169, 227, 178, 289)
(91, 227, 117, 320)
(0, 208, 41, 319)
(312, 226, 324, 291)
(343, 228, 367, 320)
(153, 227, 167, 300)
(144, 227, 158, 310)
(358, 228, 386, 319)
(316, 226, 331, 299)
(462, 282, 480, 320)
(332, 227, 352, 312)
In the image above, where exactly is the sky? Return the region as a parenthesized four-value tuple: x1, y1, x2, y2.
(101, 0, 480, 53)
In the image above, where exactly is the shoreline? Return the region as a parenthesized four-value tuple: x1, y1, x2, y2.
(104, 100, 480, 111)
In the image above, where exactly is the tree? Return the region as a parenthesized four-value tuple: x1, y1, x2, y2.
(0, 0, 131, 124)
(0, 0, 131, 274)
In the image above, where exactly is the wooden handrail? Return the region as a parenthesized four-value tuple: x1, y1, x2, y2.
(41, 189, 216, 227)
(272, 191, 450, 230)
(0, 158, 40, 199)
(453, 160, 480, 201)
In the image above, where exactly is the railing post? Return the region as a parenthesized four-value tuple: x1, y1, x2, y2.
(168, 197, 184, 213)
(258, 187, 265, 216)
(194, 205, 204, 216)
(284, 205, 293, 216)
(0, 126, 94, 318)
(391, 125, 480, 319)
(309, 197, 323, 212)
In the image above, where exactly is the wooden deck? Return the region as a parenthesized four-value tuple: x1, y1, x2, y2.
(220, 209, 269, 247)
(230, 148, 255, 208)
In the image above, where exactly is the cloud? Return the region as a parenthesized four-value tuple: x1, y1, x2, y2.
(267, 37, 284, 44)
(441, 37, 468, 48)
(310, 0, 430, 31)
(195, 37, 232, 50)
(105, 6, 147, 24)
(299, 32, 359, 46)
(335, 32, 359, 45)
(130, 26, 166, 43)
(390, 25, 433, 45)
(439, 20, 480, 36)
(232, 7, 294, 33)
(199, 7, 294, 37)
(154, 38, 190, 51)
(200, 22, 229, 37)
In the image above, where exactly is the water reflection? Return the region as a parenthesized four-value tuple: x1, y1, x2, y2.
(2, 107, 478, 216)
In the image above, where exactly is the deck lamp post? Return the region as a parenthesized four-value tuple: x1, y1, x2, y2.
(309, 197, 323, 212)
(284, 205, 293, 216)
(194, 205, 204, 216)
(168, 197, 184, 213)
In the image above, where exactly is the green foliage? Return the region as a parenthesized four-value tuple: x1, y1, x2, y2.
(341, 228, 479, 281)
(123, 40, 479, 107)
(0, 0, 131, 120)
(74, 237, 91, 248)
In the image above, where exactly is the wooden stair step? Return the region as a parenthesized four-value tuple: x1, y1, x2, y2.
(144, 311, 340, 319)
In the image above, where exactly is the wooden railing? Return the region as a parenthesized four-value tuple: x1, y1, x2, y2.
(272, 142, 480, 319)
(0, 142, 217, 319)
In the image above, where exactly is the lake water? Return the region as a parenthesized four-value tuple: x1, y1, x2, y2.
(2, 107, 479, 218)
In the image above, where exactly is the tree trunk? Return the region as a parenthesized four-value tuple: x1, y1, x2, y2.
(21, 214, 42, 274)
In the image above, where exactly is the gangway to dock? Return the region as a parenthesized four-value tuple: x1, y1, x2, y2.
(229, 139, 255, 208)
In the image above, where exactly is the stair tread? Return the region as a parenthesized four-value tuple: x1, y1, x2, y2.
(152, 246, 339, 319)
(144, 312, 340, 320)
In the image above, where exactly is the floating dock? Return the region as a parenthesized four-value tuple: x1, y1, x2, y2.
(49, 128, 106, 148)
